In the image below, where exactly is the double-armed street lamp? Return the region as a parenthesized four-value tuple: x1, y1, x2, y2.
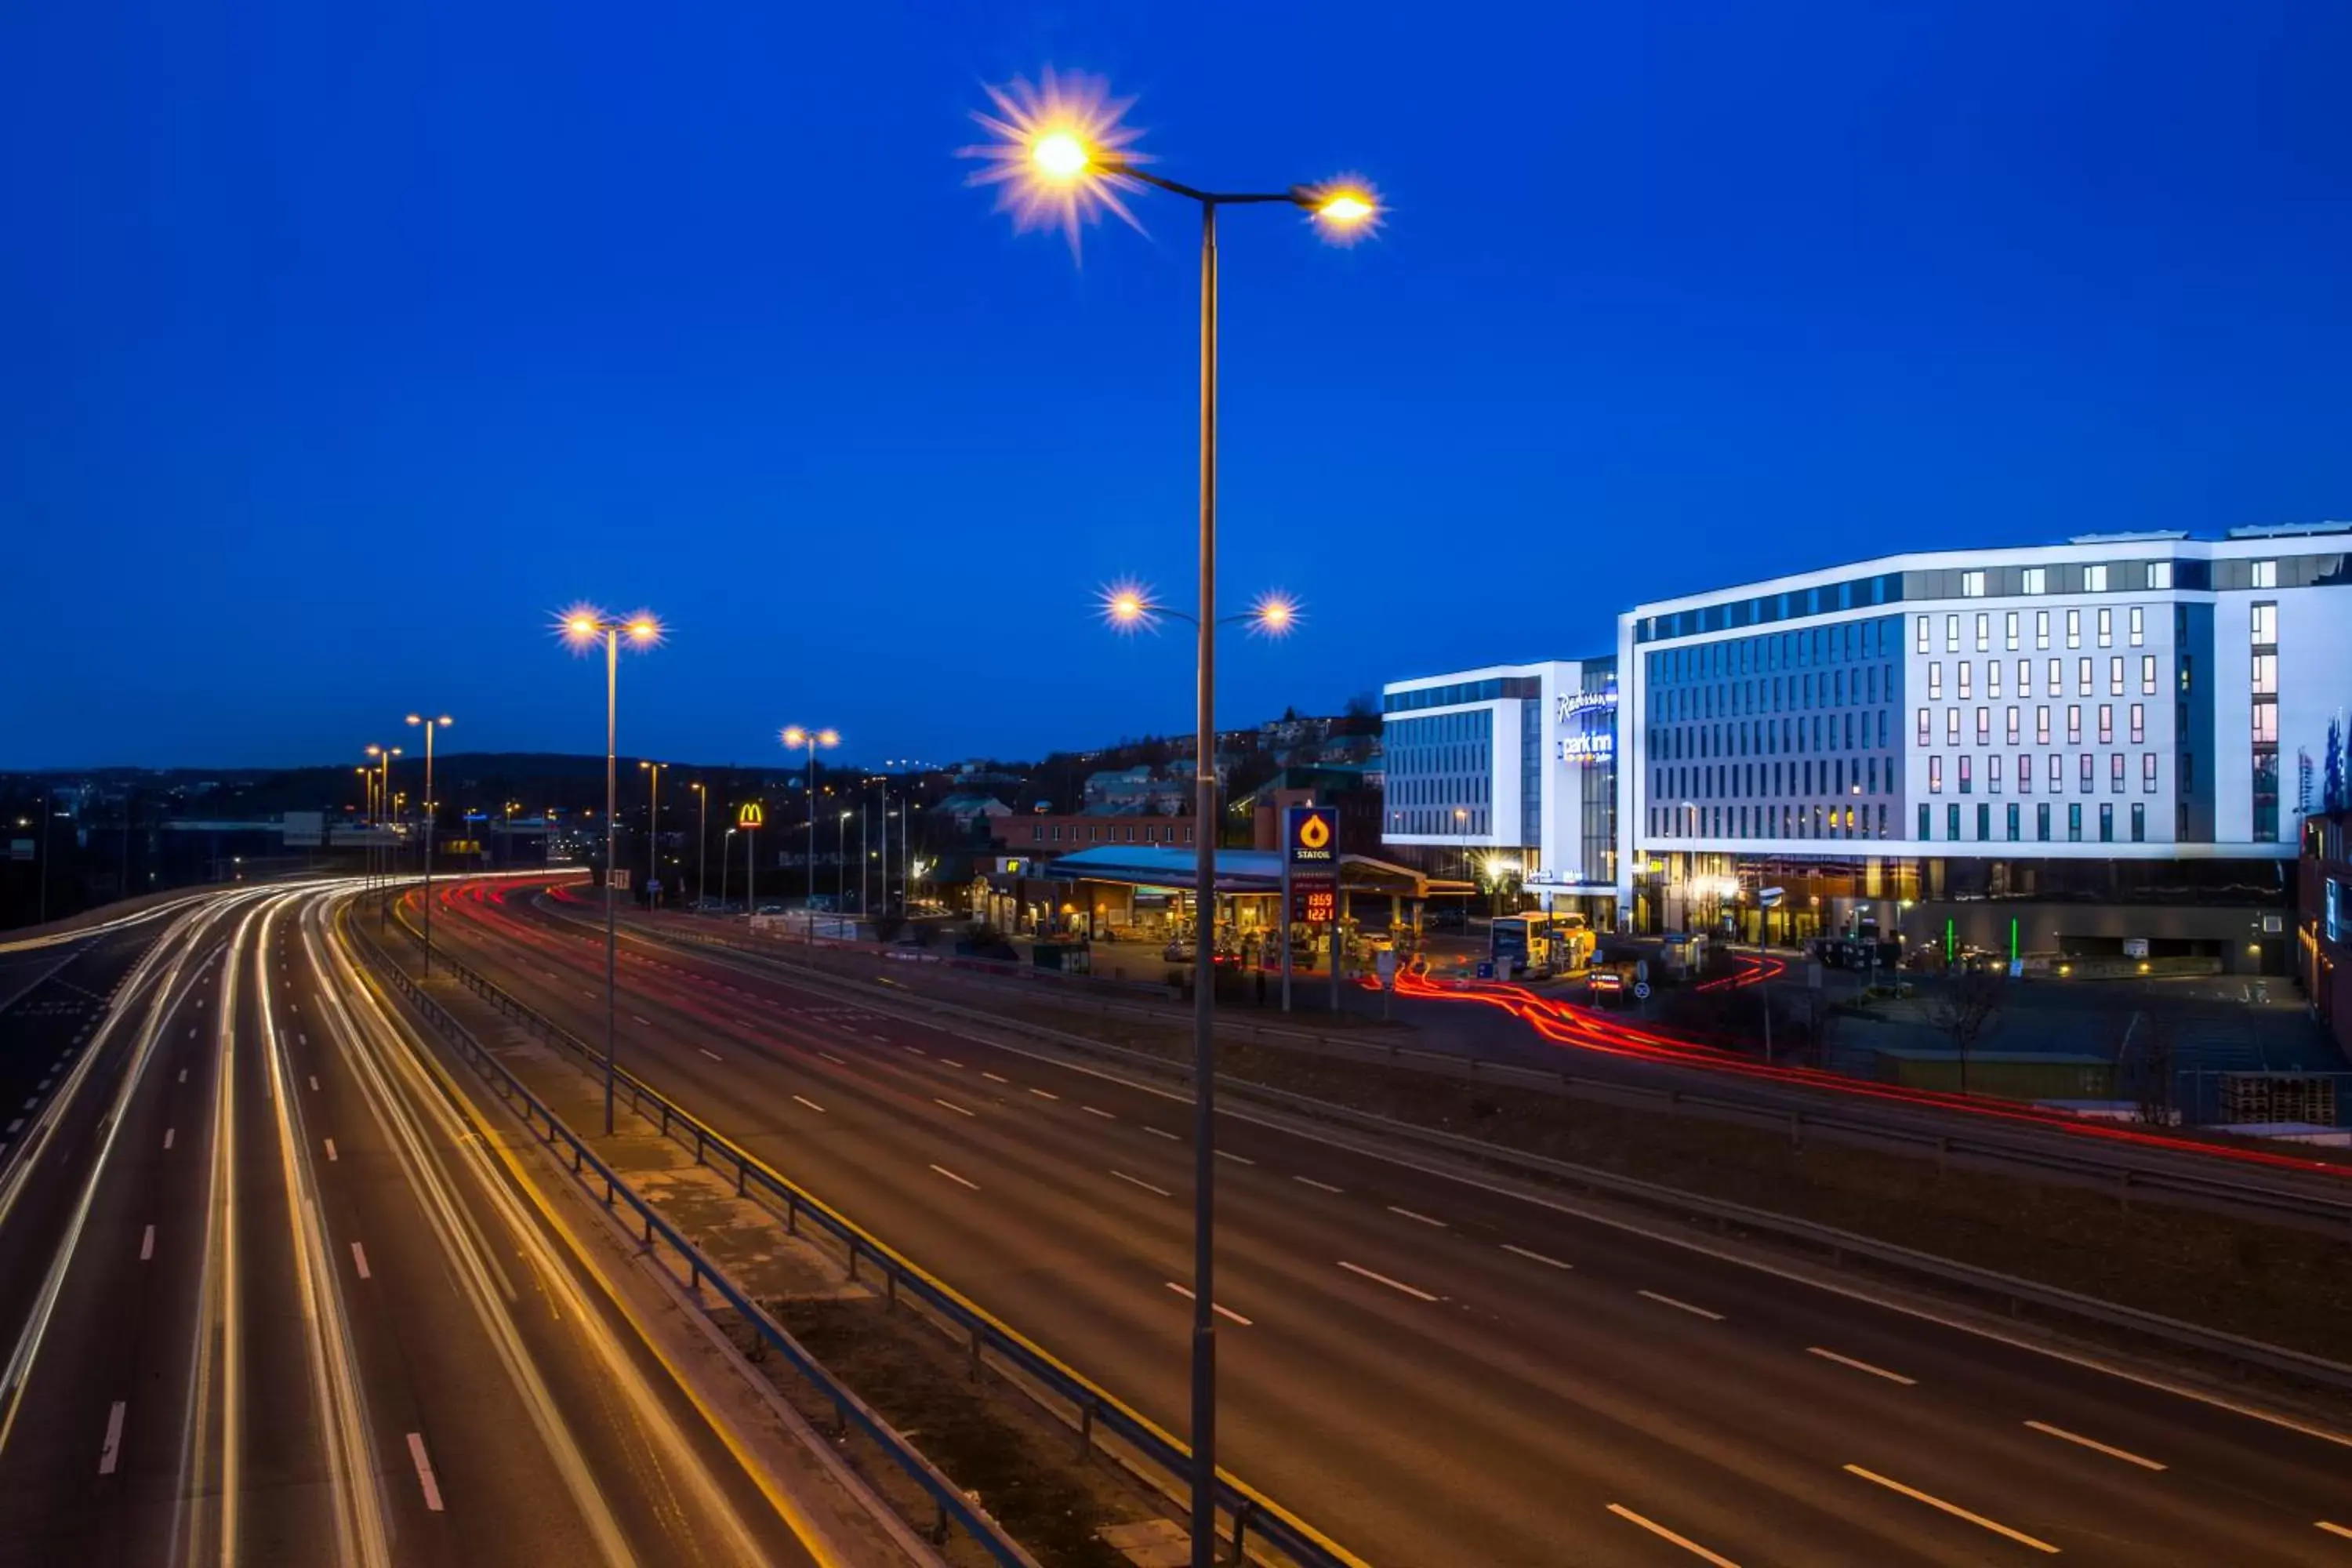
(405, 713, 453, 972)
(690, 781, 709, 909)
(780, 726, 839, 940)
(557, 604, 664, 1135)
(966, 68, 1375, 1565)
(639, 760, 670, 909)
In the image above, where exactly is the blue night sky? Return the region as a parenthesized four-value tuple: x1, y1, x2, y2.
(5, 2, 2347, 770)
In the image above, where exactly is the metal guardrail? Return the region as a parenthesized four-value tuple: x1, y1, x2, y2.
(637, 925, 2352, 1398)
(368, 903, 1354, 1568)
(644, 922, 2352, 1229)
(347, 918, 1045, 1566)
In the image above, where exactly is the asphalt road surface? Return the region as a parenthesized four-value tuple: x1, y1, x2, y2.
(423, 879, 2352, 1566)
(0, 882, 831, 1567)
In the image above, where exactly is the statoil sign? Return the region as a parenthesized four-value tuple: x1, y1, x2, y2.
(1287, 805, 1338, 867)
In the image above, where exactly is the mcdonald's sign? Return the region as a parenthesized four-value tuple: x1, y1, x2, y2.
(737, 801, 764, 829)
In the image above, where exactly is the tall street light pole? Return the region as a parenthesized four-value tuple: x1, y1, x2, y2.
(691, 781, 708, 909)
(405, 713, 452, 973)
(720, 825, 736, 912)
(779, 727, 839, 941)
(640, 760, 669, 909)
(559, 605, 663, 1135)
(365, 745, 401, 916)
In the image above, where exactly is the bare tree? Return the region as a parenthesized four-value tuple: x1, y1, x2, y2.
(2114, 990, 2178, 1125)
(1928, 967, 2006, 1094)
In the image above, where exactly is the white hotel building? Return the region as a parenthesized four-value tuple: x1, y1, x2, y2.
(1385, 524, 2351, 973)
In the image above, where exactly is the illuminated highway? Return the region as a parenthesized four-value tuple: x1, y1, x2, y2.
(0, 884, 836, 1566)
(422, 877, 2352, 1566)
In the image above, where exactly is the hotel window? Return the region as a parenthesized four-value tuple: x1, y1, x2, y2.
(2037, 706, 2052, 744)
(2131, 802, 2146, 842)
(2085, 564, 2109, 592)
(2035, 610, 2051, 649)
(2018, 659, 2032, 696)
(1989, 660, 2002, 698)
(2142, 753, 2158, 793)
(1929, 662, 1942, 699)
(2251, 559, 2277, 589)
(1929, 756, 1943, 793)
(1947, 709, 1961, 743)
(2097, 705, 2113, 744)
(1947, 804, 1962, 841)
(2024, 566, 2047, 594)
(1945, 614, 1960, 652)
(2038, 802, 2053, 841)
(2251, 652, 2277, 695)
(1915, 614, 1930, 654)
(1976, 706, 1991, 742)
(2005, 612, 2020, 651)
(2142, 655, 2158, 695)
(2149, 561, 2172, 590)
(2048, 656, 2063, 693)
(2096, 608, 2112, 647)
(2252, 702, 2278, 742)
(2067, 705, 2082, 744)
(1958, 662, 1972, 699)
(2100, 803, 2114, 841)
(2068, 803, 2083, 842)
(1918, 803, 1931, 840)
(1989, 753, 2003, 793)
(2080, 753, 2096, 791)
(2129, 703, 2144, 743)
(2005, 706, 2020, 744)
(2129, 606, 2144, 646)
(2006, 803, 2021, 840)
(2074, 657, 2090, 695)
(2109, 656, 2125, 695)
(1959, 755, 1973, 794)
(1916, 707, 1930, 745)
(2019, 753, 2034, 793)
(1961, 569, 1987, 597)
(1975, 802, 1990, 840)
(1975, 612, 1990, 652)
(2111, 753, 2125, 793)
(2067, 608, 2082, 648)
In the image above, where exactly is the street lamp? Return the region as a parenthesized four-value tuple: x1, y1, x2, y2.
(837, 810, 852, 920)
(721, 825, 737, 913)
(405, 713, 453, 973)
(690, 781, 708, 910)
(639, 760, 670, 909)
(780, 726, 840, 940)
(974, 71, 1374, 1564)
(363, 745, 402, 908)
(557, 604, 664, 1135)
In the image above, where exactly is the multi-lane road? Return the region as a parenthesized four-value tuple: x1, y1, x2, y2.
(423, 878, 2352, 1566)
(0, 882, 836, 1567)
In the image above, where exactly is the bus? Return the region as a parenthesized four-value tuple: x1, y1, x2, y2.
(1490, 911, 1598, 978)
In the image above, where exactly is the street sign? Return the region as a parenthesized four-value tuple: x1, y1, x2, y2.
(1295, 886, 1338, 924)
(1635, 958, 1649, 982)
(1633, 982, 1651, 1000)
(1376, 949, 1396, 989)
(609, 869, 631, 891)
(646, 879, 662, 896)
(1475, 961, 1495, 980)
(1286, 805, 1338, 867)
(1759, 886, 1785, 909)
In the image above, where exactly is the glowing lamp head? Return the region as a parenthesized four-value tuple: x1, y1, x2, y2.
(1029, 130, 1091, 183)
(1250, 591, 1300, 637)
(625, 615, 661, 645)
(1100, 579, 1160, 633)
(960, 68, 1149, 256)
(817, 728, 840, 748)
(1300, 176, 1384, 245)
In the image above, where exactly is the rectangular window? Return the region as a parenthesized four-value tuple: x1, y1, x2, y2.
(2142, 752, 2157, 792)
(2251, 602, 2277, 644)
(2035, 609, 2051, 649)
(2006, 803, 2021, 841)
(2038, 802, 2052, 841)
(2252, 702, 2278, 743)
(2005, 706, 2020, 744)
(2251, 559, 2277, 590)
(2109, 655, 2125, 695)
(1946, 614, 1960, 652)
(2024, 567, 2048, 594)
(1915, 613, 1930, 654)
(2068, 802, 2083, 842)
(1929, 755, 1943, 793)
(1947, 804, 1962, 841)
(1915, 706, 1930, 746)
(2149, 561, 2172, 590)
(2129, 606, 2144, 647)
(2251, 652, 2277, 695)
(2080, 753, 2095, 791)
(2037, 706, 2052, 745)
(2131, 802, 2145, 842)
(1989, 660, 2002, 698)
(2100, 802, 2114, 841)
(1958, 662, 1972, 699)
(2018, 658, 2032, 697)
(2005, 611, 2020, 651)
(1961, 569, 1986, 597)
(1947, 709, 1961, 743)
(2129, 703, 2144, 743)
(2067, 705, 2082, 744)
(1976, 706, 1991, 742)
(1918, 803, 1931, 840)
(1976, 802, 1991, 840)
(2020, 753, 2034, 793)
(2142, 654, 2158, 695)
(2085, 564, 2109, 593)
(1959, 754, 1973, 793)
(2076, 657, 2092, 695)
(1990, 753, 2003, 793)
(2067, 608, 2082, 648)
(2111, 753, 2125, 793)
(1975, 612, 1990, 652)
(1928, 662, 1942, 699)
(2097, 704, 2113, 743)
(2097, 607, 2112, 647)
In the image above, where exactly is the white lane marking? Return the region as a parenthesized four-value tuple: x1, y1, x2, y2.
(1501, 1243, 1573, 1270)
(177, 1069, 187, 1083)
(1606, 1504, 1740, 1566)
(308, 1076, 320, 1092)
(1029, 1088, 1061, 1102)
(187, 1026, 197, 1039)
(1842, 1465, 2057, 1554)
(1110, 1170, 1171, 1197)
(36, 1079, 49, 1091)
(1165, 1282, 1254, 1326)
(1214, 1149, 1256, 1165)
(1809, 1347, 1915, 1385)
(580, 989, 596, 998)
(1639, 1290, 1724, 1321)
(698, 1047, 723, 1062)
(140, 1225, 156, 1261)
(928, 1163, 978, 1192)
(162, 1128, 175, 1150)
(938, 1058, 964, 1069)
(350, 1243, 372, 1279)
(818, 1051, 848, 1065)
(1388, 1205, 1446, 1228)
(1081, 1105, 1116, 1120)
(903, 1045, 927, 1057)
(324, 1138, 338, 1162)
(791, 1095, 826, 1114)
(406, 1432, 445, 1511)
(2318, 1521, 2352, 1541)
(99, 1401, 127, 1475)
(1293, 1176, 1344, 1194)
(981, 1071, 1009, 1084)
(2024, 1420, 2164, 1470)
(632, 1014, 652, 1025)
(1144, 1126, 1179, 1141)
(867, 1033, 889, 1042)
(1338, 1260, 1437, 1301)
(5, 1120, 20, 1135)
(933, 1098, 975, 1117)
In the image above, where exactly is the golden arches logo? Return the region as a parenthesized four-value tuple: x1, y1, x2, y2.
(738, 802, 764, 829)
(1296, 812, 1332, 851)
